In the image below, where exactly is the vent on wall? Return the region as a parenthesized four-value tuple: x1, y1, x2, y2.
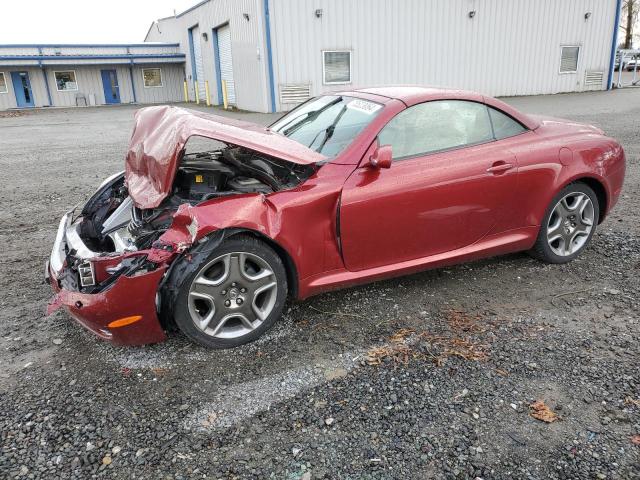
(280, 84, 311, 105)
(584, 70, 604, 86)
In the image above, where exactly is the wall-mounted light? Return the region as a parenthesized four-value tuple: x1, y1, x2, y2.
(202, 32, 208, 41)
(243, 13, 250, 21)
(315, 9, 323, 18)
(584, 12, 592, 20)
(468, 10, 476, 19)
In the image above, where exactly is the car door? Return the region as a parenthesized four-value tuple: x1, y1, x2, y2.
(339, 100, 519, 272)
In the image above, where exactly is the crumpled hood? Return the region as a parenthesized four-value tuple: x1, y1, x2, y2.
(125, 106, 326, 209)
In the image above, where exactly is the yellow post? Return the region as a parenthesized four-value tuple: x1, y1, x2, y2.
(222, 79, 229, 110)
(205, 80, 211, 106)
(194, 81, 200, 104)
(183, 81, 189, 103)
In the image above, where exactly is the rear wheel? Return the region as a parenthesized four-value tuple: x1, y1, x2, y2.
(529, 183, 599, 264)
(173, 235, 288, 348)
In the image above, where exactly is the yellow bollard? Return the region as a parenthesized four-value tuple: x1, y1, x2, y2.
(222, 80, 229, 110)
(183, 81, 189, 103)
(194, 81, 200, 104)
(205, 80, 211, 107)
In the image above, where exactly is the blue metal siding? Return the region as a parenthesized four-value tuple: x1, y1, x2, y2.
(0, 43, 180, 48)
(607, 0, 623, 89)
(263, 0, 276, 113)
(0, 54, 185, 61)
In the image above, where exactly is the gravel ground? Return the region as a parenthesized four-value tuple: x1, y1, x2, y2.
(0, 89, 639, 479)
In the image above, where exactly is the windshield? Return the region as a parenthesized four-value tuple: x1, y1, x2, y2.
(270, 95, 383, 158)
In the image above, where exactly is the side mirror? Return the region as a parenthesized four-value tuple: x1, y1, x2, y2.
(369, 144, 392, 169)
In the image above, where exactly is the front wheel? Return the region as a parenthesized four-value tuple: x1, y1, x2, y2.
(529, 183, 599, 264)
(172, 235, 288, 348)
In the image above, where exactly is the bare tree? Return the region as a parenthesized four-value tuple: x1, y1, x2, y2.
(621, 0, 640, 49)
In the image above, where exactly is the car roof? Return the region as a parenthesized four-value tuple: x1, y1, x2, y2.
(350, 85, 482, 106)
(340, 85, 540, 130)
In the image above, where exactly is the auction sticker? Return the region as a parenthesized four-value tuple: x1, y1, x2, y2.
(347, 99, 382, 115)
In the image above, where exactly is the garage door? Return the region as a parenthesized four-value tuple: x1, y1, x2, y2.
(217, 24, 236, 104)
(190, 25, 206, 100)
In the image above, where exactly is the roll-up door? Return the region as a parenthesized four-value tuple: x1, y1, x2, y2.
(190, 25, 206, 100)
(216, 24, 236, 104)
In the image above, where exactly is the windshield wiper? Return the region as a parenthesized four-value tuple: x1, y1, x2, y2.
(281, 97, 342, 137)
(313, 104, 348, 154)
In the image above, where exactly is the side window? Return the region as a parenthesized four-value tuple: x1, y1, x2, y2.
(378, 100, 493, 160)
(488, 108, 527, 140)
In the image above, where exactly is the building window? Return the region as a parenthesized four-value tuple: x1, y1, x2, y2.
(54, 71, 78, 91)
(560, 46, 580, 73)
(323, 50, 351, 84)
(142, 68, 163, 88)
(0, 72, 7, 94)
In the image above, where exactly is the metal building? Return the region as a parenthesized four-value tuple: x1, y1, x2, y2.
(145, 0, 622, 113)
(0, 44, 185, 110)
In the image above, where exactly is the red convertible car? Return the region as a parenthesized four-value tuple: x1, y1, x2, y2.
(46, 87, 625, 348)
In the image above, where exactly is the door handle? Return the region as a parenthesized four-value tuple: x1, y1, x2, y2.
(486, 162, 514, 174)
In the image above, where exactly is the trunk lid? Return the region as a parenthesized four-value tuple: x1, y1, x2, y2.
(530, 114, 605, 135)
(125, 106, 326, 209)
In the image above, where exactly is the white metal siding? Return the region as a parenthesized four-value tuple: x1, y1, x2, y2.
(145, 0, 271, 112)
(217, 24, 237, 104)
(269, 0, 617, 111)
(0, 64, 184, 110)
(0, 68, 48, 108)
(134, 64, 185, 103)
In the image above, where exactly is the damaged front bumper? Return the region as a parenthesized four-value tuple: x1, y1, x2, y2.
(46, 211, 167, 346)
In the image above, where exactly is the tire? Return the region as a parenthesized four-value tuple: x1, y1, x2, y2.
(529, 183, 599, 264)
(172, 235, 288, 348)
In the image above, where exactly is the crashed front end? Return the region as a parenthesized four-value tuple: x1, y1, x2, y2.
(46, 106, 320, 345)
(46, 177, 171, 345)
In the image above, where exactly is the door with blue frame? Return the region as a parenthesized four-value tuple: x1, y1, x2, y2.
(11, 71, 35, 108)
(101, 69, 121, 104)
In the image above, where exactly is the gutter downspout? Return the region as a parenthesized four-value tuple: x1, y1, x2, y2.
(128, 48, 137, 103)
(607, 0, 623, 89)
(129, 64, 137, 103)
(39, 47, 53, 107)
(263, 0, 276, 113)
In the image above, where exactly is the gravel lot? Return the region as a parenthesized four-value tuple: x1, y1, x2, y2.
(1, 89, 639, 479)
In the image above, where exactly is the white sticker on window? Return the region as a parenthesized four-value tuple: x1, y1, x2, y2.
(347, 99, 382, 115)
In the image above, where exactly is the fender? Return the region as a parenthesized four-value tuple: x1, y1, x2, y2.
(151, 162, 357, 300)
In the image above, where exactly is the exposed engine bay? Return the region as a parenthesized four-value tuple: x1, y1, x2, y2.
(78, 145, 315, 254)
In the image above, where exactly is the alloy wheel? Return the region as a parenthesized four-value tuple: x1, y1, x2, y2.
(546, 192, 595, 257)
(187, 252, 278, 339)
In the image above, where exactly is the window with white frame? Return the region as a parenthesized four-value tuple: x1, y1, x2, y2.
(142, 68, 163, 88)
(323, 50, 351, 84)
(0, 72, 7, 93)
(560, 46, 580, 73)
(54, 71, 78, 91)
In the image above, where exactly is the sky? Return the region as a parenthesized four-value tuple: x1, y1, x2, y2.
(0, 0, 198, 44)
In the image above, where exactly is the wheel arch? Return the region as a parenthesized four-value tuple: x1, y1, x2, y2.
(564, 176, 608, 224)
(157, 227, 299, 330)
